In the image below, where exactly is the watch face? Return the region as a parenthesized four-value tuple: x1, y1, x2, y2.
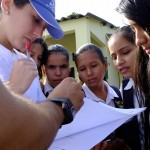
(49, 98, 76, 125)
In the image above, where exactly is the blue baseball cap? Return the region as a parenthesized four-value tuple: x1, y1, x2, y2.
(29, 0, 64, 40)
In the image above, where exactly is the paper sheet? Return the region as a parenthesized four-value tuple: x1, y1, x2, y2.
(48, 98, 146, 150)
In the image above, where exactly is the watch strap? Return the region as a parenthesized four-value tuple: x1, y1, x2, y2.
(48, 98, 76, 125)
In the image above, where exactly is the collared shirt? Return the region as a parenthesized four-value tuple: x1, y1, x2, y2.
(82, 81, 119, 107)
(122, 78, 141, 108)
(44, 80, 54, 96)
(124, 78, 134, 90)
(121, 78, 145, 109)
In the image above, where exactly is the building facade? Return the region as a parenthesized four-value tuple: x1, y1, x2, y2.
(43, 12, 123, 87)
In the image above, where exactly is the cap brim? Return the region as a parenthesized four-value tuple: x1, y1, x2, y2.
(30, 1, 64, 40)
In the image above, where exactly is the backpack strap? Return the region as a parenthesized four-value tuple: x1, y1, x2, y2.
(110, 85, 123, 108)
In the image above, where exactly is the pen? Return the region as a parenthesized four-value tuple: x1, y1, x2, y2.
(26, 41, 31, 59)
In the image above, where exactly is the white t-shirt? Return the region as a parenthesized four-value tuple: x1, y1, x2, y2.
(82, 81, 119, 107)
(0, 44, 46, 103)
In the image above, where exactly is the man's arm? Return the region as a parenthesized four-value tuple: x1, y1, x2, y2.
(0, 77, 83, 149)
(0, 80, 65, 149)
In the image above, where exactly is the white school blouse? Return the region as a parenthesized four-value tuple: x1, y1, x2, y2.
(43, 80, 54, 95)
(0, 44, 46, 103)
(82, 81, 119, 107)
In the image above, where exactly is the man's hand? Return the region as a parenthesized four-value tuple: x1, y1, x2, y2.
(48, 77, 84, 111)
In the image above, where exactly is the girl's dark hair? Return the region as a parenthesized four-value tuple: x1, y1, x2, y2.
(134, 47, 149, 95)
(0, 0, 29, 11)
(74, 43, 106, 67)
(31, 38, 48, 79)
(117, 0, 150, 33)
(13, 0, 29, 8)
(108, 25, 135, 44)
(43, 44, 69, 65)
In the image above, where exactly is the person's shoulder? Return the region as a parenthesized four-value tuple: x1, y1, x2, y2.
(13, 49, 27, 58)
(110, 85, 121, 96)
(0, 44, 14, 57)
(43, 81, 53, 95)
(122, 78, 134, 90)
(103, 81, 120, 97)
(122, 78, 130, 87)
(109, 85, 123, 108)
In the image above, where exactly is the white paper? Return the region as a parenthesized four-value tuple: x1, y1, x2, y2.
(48, 98, 146, 150)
